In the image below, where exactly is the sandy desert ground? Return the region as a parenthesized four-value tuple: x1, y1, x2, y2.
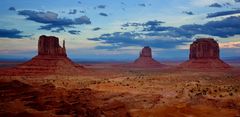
(0, 62, 240, 117)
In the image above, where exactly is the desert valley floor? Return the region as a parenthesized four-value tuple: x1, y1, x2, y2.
(0, 62, 240, 117)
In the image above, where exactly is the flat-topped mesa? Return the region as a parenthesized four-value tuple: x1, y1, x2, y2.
(133, 46, 164, 67)
(189, 38, 219, 59)
(140, 46, 152, 58)
(180, 38, 231, 69)
(0, 35, 85, 76)
(38, 35, 66, 57)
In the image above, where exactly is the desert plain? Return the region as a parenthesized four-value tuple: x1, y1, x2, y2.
(0, 62, 240, 117)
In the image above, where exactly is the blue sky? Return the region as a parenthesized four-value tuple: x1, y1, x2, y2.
(0, 0, 240, 61)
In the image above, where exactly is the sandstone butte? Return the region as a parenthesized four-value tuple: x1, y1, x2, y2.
(180, 38, 231, 69)
(133, 46, 164, 68)
(0, 35, 84, 76)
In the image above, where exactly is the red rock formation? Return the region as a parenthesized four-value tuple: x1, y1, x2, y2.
(133, 46, 164, 68)
(180, 38, 231, 69)
(140, 46, 152, 58)
(189, 38, 219, 59)
(0, 80, 130, 117)
(0, 35, 84, 76)
(38, 35, 66, 56)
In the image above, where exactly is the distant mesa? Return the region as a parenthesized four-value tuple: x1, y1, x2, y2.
(132, 46, 164, 68)
(0, 35, 84, 76)
(180, 38, 231, 69)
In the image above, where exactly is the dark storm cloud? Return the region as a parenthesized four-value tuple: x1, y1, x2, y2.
(182, 11, 194, 15)
(18, 10, 91, 31)
(97, 5, 106, 9)
(222, 2, 231, 6)
(209, 3, 222, 8)
(68, 30, 81, 35)
(89, 16, 240, 50)
(8, 7, 16, 11)
(0, 28, 28, 39)
(92, 27, 101, 31)
(99, 12, 108, 16)
(207, 9, 240, 18)
(69, 9, 77, 14)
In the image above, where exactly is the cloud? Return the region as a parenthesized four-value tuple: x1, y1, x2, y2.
(209, 3, 222, 8)
(121, 2, 126, 5)
(92, 27, 101, 31)
(235, 0, 240, 2)
(18, 10, 91, 31)
(123, 20, 168, 32)
(207, 9, 240, 18)
(138, 3, 146, 7)
(122, 20, 165, 28)
(79, 10, 85, 13)
(8, 7, 16, 11)
(97, 5, 106, 9)
(88, 32, 191, 50)
(220, 41, 240, 48)
(182, 11, 194, 15)
(51, 27, 65, 33)
(122, 22, 143, 27)
(69, 9, 77, 14)
(0, 28, 28, 39)
(99, 12, 108, 17)
(89, 16, 240, 50)
(145, 16, 240, 38)
(68, 30, 81, 35)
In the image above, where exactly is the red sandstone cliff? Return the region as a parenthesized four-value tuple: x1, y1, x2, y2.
(0, 35, 84, 76)
(38, 35, 67, 56)
(180, 38, 231, 69)
(133, 46, 164, 68)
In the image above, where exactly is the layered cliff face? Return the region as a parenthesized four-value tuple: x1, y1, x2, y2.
(0, 35, 84, 76)
(133, 46, 163, 68)
(38, 35, 66, 56)
(189, 38, 219, 59)
(180, 38, 231, 69)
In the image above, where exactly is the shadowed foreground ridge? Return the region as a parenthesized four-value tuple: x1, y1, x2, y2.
(180, 38, 231, 69)
(0, 35, 84, 76)
(0, 80, 130, 117)
(133, 46, 164, 68)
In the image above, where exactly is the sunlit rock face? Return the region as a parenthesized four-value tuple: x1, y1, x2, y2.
(133, 46, 164, 68)
(0, 35, 84, 76)
(38, 35, 66, 56)
(180, 38, 231, 69)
